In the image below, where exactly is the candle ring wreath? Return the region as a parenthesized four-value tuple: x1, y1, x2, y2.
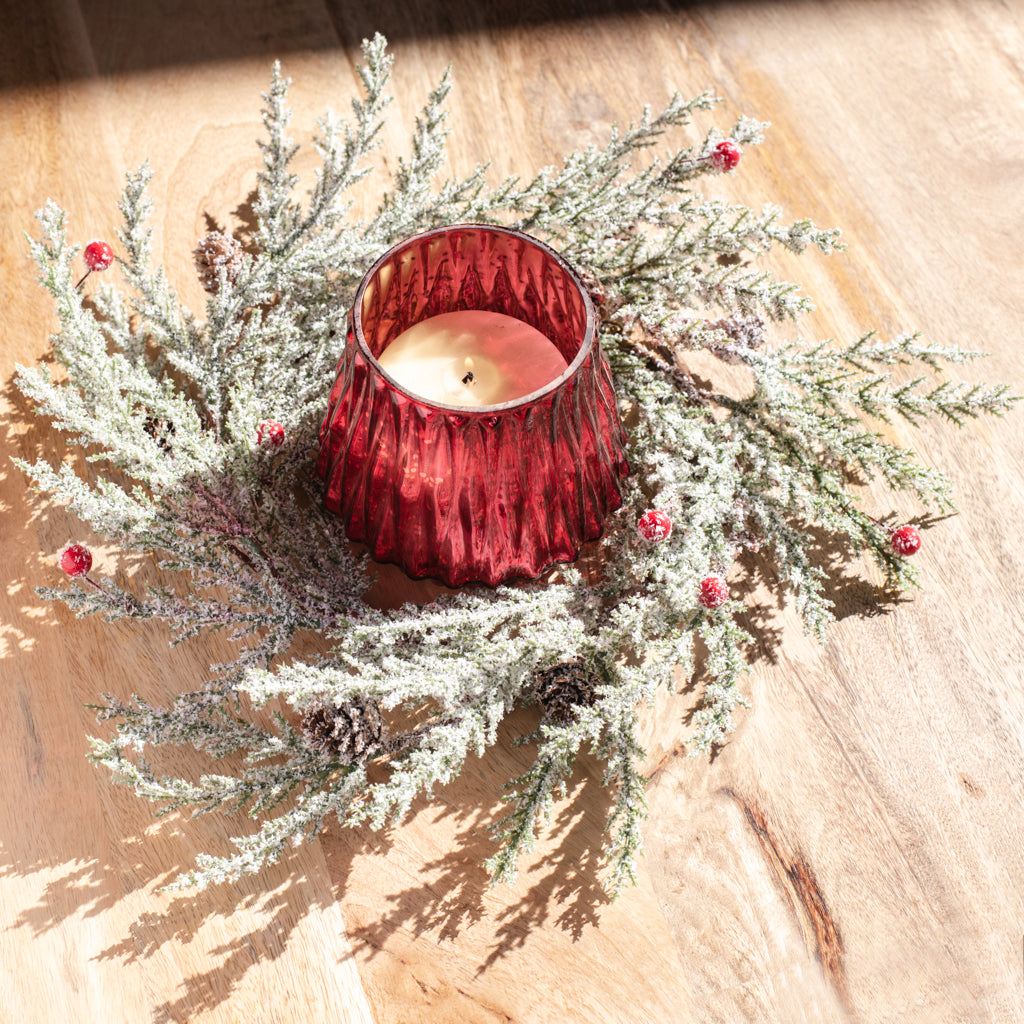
(16, 35, 1017, 894)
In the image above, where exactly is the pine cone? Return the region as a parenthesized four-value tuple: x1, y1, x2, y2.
(143, 415, 176, 453)
(193, 231, 245, 293)
(300, 697, 385, 764)
(532, 660, 599, 725)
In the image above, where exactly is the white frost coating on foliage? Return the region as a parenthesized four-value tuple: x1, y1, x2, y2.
(14, 34, 1017, 896)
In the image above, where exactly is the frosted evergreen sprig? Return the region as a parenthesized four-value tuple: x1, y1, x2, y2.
(14, 34, 1018, 897)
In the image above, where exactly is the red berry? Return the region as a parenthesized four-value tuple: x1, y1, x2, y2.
(257, 420, 285, 447)
(60, 543, 93, 578)
(891, 524, 921, 556)
(638, 509, 672, 542)
(710, 140, 741, 172)
(698, 575, 729, 609)
(83, 240, 114, 272)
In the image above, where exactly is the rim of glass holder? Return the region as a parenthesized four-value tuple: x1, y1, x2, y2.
(351, 223, 598, 413)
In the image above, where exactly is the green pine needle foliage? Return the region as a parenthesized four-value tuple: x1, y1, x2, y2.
(14, 34, 1017, 895)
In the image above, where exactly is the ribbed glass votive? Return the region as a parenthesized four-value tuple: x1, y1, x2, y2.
(318, 224, 628, 587)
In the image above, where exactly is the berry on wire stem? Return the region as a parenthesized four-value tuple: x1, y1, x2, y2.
(75, 240, 114, 288)
(698, 575, 730, 609)
(890, 524, 922, 557)
(841, 501, 923, 557)
(256, 420, 285, 447)
(59, 543, 107, 594)
(638, 508, 672, 543)
(60, 542, 92, 577)
(709, 140, 741, 172)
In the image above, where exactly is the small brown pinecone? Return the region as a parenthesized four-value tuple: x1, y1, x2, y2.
(532, 660, 599, 726)
(193, 231, 245, 293)
(143, 415, 176, 454)
(300, 697, 385, 764)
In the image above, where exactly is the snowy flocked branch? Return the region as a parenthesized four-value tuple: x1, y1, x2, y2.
(13, 34, 1017, 895)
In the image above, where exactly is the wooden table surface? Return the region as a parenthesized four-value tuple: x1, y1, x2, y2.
(4, 2, 1024, 1021)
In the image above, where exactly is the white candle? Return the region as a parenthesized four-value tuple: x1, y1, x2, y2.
(377, 310, 570, 408)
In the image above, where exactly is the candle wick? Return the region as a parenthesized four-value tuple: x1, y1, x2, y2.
(461, 371, 475, 385)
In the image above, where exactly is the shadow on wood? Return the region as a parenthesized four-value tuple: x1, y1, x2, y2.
(6, 0, 715, 89)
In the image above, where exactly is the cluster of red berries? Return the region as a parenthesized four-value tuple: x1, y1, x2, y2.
(639, 507, 922, 612)
(637, 510, 728, 609)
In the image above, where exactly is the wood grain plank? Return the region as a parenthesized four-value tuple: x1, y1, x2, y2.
(638, 3, 1024, 1022)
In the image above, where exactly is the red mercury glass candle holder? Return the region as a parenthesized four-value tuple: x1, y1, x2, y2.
(317, 224, 629, 587)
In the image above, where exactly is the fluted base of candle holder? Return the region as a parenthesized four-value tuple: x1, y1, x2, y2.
(319, 343, 627, 588)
